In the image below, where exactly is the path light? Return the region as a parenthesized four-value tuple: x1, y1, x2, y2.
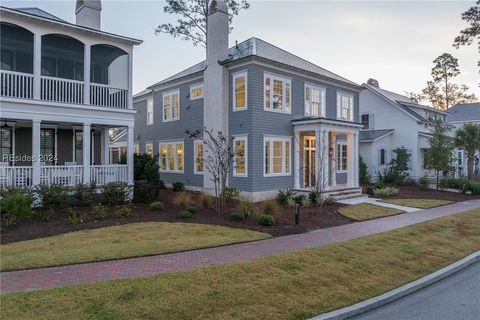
(295, 203, 300, 225)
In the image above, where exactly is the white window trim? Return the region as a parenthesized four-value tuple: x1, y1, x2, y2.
(162, 89, 180, 123)
(336, 91, 354, 122)
(263, 72, 292, 114)
(304, 83, 326, 117)
(190, 83, 204, 100)
(158, 140, 184, 173)
(146, 97, 154, 125)
(145, 142, 153, 156)
(263, 136, 292, 177)
(337, 142, 348, 173)
(193, 140, 204, 175)
(233, 136, 248, 177)
(232, 71, 248, 111)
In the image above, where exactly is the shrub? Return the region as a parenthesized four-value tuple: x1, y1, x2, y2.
(36, 184, 70, 209)
(149, 201, 164, 211)
(230, 212, 245, 221)
(366, 186, 374, 195)
(133, 181, 158, 203)
(238, 197, 255, 217)
(258, 214, 275, 226)
(0, 188, 33, 226)
(359, 155, 371, 184)
(221, 187, 240, 205)
(102, 182, 129, 206)
(172, 182, 185, 193)
(200, 193, 213, 209)
(173, 192, 193, 209)
(373, 182, 385, 190)
(285, 197, 296, 208)
(92, 204, 108, 220)
(322, 196, 335, 205)
(419, 176, 430, 189)
(262, 200, 277, 216)
(39, 208, 56, 222)
(73, 183, 96, 206)
(185, 206, 197, 214)
(67, 207, 81, 225)
(294, 194, 310, 207)
(440, 177, 470, 193)
(179, 210, 192, 219)
(276, 189, 295, 206)
(399, 178, 417, 186)
(373, 187, 399, 198)
(469, 181, 480, 195)
(116, 205, 133, 218)
(308, 191, 321, 205)
(134, 153, 163, 196)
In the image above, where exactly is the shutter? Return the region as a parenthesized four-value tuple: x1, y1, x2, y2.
(336, 94, 340, 119)
(370, 114, 375, 129)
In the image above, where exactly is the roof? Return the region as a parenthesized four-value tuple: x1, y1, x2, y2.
(359, 129, 394, 142)
(14, 7, 66, 22)
(148, 37, 359, 89)
(133, 89, 153, 100)
(447, 103, 480, 123)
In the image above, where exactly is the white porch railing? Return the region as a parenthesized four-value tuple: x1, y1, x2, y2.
(90, 83, 128, 109)
(91, 165, 128, 185)
(40, 165, 84, 186)
(40, 76, 85, 104)
(0, 70, 34, 99)
(0, 166, 33, 188)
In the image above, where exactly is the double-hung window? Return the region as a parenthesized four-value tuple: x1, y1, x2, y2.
(361, 114, 369, 129)
(233, 71, 247, 110)
(305, 84, 326, 117)
(233, 136, 247, 176)
(337, 92, 354, 121)
(159, 141, 184, 172)
(163, 90, 180, 122)
(194, 140, 204, 174)
(264, 137, 291, 176)
(264, 73, 291, 113)
(190, 84, 203, 100)
(147, 97, 154, 125)
(145, 142, 153, 156)
(337, 143, 348, 172)
(379, 148, 387, 165)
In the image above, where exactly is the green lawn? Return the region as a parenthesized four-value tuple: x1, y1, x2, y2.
(2, 209, 479, 320)
(380, 199, 453, 209)
(338, 203, 404, 221)
(0, 222, 271, 271)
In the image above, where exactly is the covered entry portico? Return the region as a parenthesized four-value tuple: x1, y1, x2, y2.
(292, 118, 362, 192)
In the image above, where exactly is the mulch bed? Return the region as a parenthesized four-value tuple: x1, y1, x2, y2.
(1, 189, 352, 244)
(362, 184, 479, 202)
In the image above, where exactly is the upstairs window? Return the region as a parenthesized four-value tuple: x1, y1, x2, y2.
(305, 84, 326, 117)
(233, 72, 247, 110)
(163, 90, 180, 122)
(147, 97, 154, 125)
(190, 84, 203, 100)
(264, 73, 291, 113)
(361, 114, 369, 129)
(337, 92, 354, 121)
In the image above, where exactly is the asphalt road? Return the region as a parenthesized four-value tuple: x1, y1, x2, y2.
(350, 262, 480, 320)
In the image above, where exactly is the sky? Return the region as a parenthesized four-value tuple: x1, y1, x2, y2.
(3, 0, 479, 98)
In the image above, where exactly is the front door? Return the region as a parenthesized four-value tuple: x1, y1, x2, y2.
(304, 136, 316, 188)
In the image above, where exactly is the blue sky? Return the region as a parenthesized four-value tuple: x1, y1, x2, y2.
(3, 0, 479, 98)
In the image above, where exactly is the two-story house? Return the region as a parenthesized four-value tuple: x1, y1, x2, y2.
(0, 1, 141, 189)
(132, 0, 362, 201)
(359, 79, 448, 181)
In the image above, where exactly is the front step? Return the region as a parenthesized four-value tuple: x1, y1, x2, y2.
(294, 187, 365, 201)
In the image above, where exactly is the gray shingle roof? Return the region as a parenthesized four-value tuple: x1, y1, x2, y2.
(359, 129, 394, 142)
(14, 7, 66, 22)
(133, 89, 153, 99)
(148, 37, 359, 89)
(447, 103, 480, 122)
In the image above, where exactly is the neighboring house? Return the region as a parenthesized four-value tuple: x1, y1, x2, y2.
(133, 0, 363, 201)
(0, 1, 141, 188)
(358, 79, 448, 181)
(447, 102, 480, 177)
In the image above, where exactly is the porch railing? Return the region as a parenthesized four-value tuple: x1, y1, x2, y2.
(0, 70, 34, 99)
(90, 84, 128, 109)
(40, 165, 84, 186)
(40, 76, 85, 104)
(91, 165, 128, 186)
(0, 166, 33, 188)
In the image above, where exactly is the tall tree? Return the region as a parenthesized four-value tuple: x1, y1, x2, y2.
(155, 0, 250, 48)
(453, 0, 480, 69)
(425, 120, 455, 190)
(455, 123, 480, 179)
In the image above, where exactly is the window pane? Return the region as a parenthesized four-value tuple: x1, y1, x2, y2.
(265, 140, 270, 174)
(273, 79, 283, 110)
(195, 143, 203, 172)
(235, 76, 246, 109)
(305, 87, 311, 115)
(167, 144, 174, 170)
(191, 86, 203, 98)
(285, 82, 290, 112)
(285, 141, 290, 173)
(160, 145, 167, 170)
(176, 144, 183, 171)
(235, 139, 245, 174)
(273, 141, 283, 173)
(265, 77, 271, 109)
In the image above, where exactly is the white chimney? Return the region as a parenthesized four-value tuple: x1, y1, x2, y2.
(75, 0, 102, 29)
(206, 0, 229, 64)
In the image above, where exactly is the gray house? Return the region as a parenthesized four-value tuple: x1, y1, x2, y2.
(133, 0, 362, 200)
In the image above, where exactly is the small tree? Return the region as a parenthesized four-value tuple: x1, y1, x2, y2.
(134, 153, 162, 197)
(455, 123, 480, 179)
(359, 155, 371, 184)
(426, 120, 455, 189)
(385, 147, 411, 184)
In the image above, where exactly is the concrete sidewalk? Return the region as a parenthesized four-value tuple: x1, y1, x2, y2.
(338, 197, 421, 212)
(1, 199, 479, 294)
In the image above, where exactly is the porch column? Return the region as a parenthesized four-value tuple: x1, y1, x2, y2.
(322, 129, 329, 189)
(293, 131, 301, 189)
(315, 129, 322, 190)
(101, 127, 110, 164)
(82, 123, 91, 184)
(127, 50, 133, 109)
(32, 120, 41, 185)
(353, 132, 359, 188)
(33, 34, 41, 100)
(347, 133, 354, 188)
(127, 125, 134, 184)
(330, 132, 336, 186)
(84, 44, 91, 105)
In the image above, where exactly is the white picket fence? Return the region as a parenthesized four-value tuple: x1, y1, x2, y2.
(91, 165, 128, 185)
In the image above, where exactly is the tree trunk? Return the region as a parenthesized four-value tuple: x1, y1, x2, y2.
(467, 152, 474, 180)
(436, 170, 439, 190)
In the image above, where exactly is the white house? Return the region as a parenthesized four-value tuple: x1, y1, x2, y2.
(0, 1, 142, 188)
(447, 102, 480, 177)
(358, 79, 447, 181)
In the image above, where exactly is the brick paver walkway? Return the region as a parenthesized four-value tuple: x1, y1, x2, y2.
(2, 199, 479, 294)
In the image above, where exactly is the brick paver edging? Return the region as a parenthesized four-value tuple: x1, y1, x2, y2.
(1, 199, 479, 294)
